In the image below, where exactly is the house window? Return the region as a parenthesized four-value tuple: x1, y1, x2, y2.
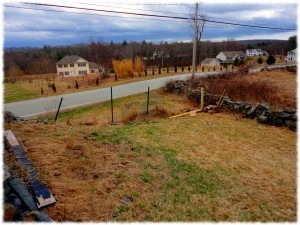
(78, 62, 86, 67)
(65, 72, 69, 75)
(58, 64, 63, 68)
(91, 70, 95, 73)
(70, 64, 74, 67)
(79, 70, 87, 75)
(59, 72, 64, 76)
(64, 64, 68, 68)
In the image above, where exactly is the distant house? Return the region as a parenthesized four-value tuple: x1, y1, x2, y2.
(262, 51, 268, 56)
(216, 51, 246, 64)
(286, 48, 297, 63)
(153, 50, 169, 59)
(246, 49, 263, 56)
(200, 58, 220, 66)
(56, 55, 104, 77)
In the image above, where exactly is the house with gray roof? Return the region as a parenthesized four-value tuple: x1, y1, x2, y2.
(56, 55, 103, 77)
(216, 51, 246, 64)
(200, 58, 220, 66)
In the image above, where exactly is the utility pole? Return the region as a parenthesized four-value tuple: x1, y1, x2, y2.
(192, 2, 198, 78)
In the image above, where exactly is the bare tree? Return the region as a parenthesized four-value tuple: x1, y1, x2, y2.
(196, 14, 206, 65)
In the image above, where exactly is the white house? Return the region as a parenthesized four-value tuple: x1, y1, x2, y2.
(56, 55, 104, 77)
(286, 48, 297, 63)
(246, 49, 268, 56)
(216, 51, 246, 64)
(200, 58, 220, 66)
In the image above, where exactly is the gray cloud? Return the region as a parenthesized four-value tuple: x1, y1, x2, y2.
(3, 1, 297, 48)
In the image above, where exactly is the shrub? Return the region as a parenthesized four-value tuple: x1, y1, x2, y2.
(41, 87, 44, 94)
(51, 83, 56, 93)
(75, 80, 79, 89)
(267, 55, 276, 65)
(96, 78, 99, 86)
(257, 56, 263, 64)
(134, 56, 144, 77)
(145, 69, 148, 76)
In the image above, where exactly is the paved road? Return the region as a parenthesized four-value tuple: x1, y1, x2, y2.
(5, 72, 219, 118)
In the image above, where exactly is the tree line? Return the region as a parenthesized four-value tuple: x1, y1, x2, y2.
(4, 36, 296, 77)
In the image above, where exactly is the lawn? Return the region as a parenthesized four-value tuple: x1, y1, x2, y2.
(4, 89, 296, 222)
(4, 83, 40, 103)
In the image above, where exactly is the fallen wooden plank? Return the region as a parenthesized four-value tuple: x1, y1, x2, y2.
(169, 108, 203, 119)
(5, 130, 20, 148)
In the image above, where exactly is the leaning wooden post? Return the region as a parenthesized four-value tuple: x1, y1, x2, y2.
(147, 86, 150, 114)
(55, 97, 63, 122)
(200, 87, 204, 110)
(110, 87, 114, 123)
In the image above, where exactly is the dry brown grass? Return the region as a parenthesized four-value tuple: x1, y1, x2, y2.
(4, 90, 296, 222)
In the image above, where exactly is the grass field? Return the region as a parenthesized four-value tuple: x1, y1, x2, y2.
(5, 88, 296, 222)
(4, 83, 40, 103)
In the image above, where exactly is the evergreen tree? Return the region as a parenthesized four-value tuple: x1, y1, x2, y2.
(257, 56, 263, 64)
(224, 62, 228, 70)
(266, 55, 276, 65)
(233, 57, 239, 66)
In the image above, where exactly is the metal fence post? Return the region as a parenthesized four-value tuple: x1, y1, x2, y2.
(111, 87, 114, 123)
(147, 86, 150, 114)
(55, 97, 63, 122)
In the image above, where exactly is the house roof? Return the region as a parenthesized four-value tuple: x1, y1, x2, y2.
(247, 49, 263, 52)
(287, 48, 297, 54)
(56, 55, 85, 64)
(221, 51, 246, 58)
(89, 62, 101, 69)
(201, 58, 217, 64)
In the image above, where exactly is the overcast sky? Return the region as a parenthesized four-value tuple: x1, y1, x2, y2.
(2, 0, 298, 48)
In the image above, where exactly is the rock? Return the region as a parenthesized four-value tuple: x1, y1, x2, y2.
(122, 196, 134, 204)
(255, 103, 270, 118)
(246, 105, 257, 118)
(278, 112, 293, 120)
(257, 114, 269, 124)
(15, 116, 26, 122)
(4, 111, 16, 122)
(286, 120, 297, 131)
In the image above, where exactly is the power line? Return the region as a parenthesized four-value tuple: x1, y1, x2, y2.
(4, 5, 190, 24)
(203, 18, 295, 31)
(21, 2, 190, 20)
(71, 1, 191, 16)
(204, 15, 296, 30)
(16, 2, 297, 31)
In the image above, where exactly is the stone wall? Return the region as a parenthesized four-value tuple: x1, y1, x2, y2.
(188, 90, 297, 131)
